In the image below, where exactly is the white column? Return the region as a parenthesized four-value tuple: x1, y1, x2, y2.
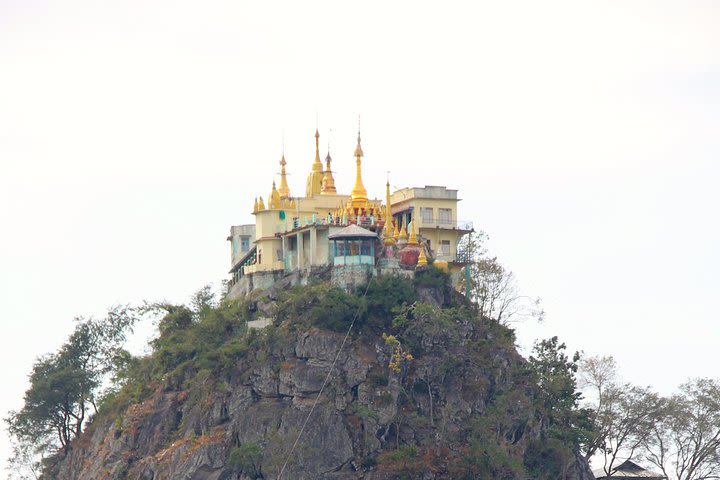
(297, 232, 304, 269)
(309, 228, 317, 267)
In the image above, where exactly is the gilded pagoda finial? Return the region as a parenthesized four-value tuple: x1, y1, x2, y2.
(417, 243, 428, 267)
(313, 129, 323, 172)
(321, 150, 337, 194)
(399, 223, 408, 240)
(269, 180, 281, 209)
(383, 179, 396, 246)
(350, 121, 368, 207)
(407, 217, 418, 245)
(278, 154, 291, 199)
(306, 129, 325, 197)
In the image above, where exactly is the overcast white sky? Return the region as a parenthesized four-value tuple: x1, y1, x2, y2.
(1, 0, 718, 473)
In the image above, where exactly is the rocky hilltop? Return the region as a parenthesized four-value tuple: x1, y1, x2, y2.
(50, 272, 594, 479)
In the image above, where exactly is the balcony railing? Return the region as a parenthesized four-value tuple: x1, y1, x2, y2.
(418, 219, 474, 231)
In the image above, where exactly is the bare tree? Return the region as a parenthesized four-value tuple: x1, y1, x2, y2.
(580, 355, 619, 460)
(579, 356, 663, 475)
(457, 232, 543, 325)
(579, 355, 619, 402)
(598, 385, 663, 476)
(642, 378, 720, 480)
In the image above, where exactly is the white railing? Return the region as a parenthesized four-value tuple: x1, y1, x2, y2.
(419, 219, 473, 230)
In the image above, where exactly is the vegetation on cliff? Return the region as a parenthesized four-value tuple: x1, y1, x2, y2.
(6, 268, 600, 479)
(7, 245, 720, 479)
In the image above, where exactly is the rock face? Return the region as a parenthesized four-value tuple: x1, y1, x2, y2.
(53, 286, 594, 480)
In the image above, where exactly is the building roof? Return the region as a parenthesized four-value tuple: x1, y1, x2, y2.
(328, 224, 378, 239)
(593, 460, 666, 479)
(391, 185, 459, 202)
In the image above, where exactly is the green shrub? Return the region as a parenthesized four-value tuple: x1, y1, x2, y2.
(413, 265, 450, 289)
(309, 288, 367, 332)
(227, 442, 263, 478)
(364, 276, 417, 330)
(276, 284, 325, 323)
(377, 445, 423, 479)
(361, 455, 377, 468)
(376, 391, 394, 406)
(367, 369, 389, 387)
(383, 444, 417, 462)
(523, 438, 573, 480)
(351, 404, 379, 420)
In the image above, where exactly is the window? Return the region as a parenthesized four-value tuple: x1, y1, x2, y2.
(422, 207, 434, 223)
(349, 240, 360, 256)
(240, 236, 250, 252)
(439, 208, 452, 224)
(439, 240, 451, 256)
(360, 240, 372, 256)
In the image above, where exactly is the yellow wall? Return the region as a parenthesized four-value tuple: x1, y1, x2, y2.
(251, 183, 465, 271)
(254, 209, 285, 241)
(390, 186, 466, 262)
(419, 228, 462, 260)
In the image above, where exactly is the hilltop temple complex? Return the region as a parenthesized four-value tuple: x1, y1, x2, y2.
(226, 127, 473, 298)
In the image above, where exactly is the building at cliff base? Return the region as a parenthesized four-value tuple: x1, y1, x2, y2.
(226, 127, 473, 298)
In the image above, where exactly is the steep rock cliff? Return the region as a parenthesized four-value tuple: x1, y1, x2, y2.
(51, 279, 595, 480)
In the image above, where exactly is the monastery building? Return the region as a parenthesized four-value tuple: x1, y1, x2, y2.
(227, 127, 473, 297)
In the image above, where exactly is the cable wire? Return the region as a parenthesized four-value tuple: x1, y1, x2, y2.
(277, 257, 380, 479)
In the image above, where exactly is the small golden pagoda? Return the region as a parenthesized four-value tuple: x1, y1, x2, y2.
(269, 181, 281, 209)
(321, 151, 337, 194)
(417, 243, 428, 267)
(407, 218, 418, 245)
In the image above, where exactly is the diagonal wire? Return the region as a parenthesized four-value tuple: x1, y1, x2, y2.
(277, 257, 381, 479)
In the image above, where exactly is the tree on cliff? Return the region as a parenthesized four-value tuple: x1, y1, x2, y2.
(579, 356, 720, 480)
(579, 355, 663, 476)
(642, 378, 720, 480)
(524, 336, 593, 478)
(5, 306, 137, 478)
(458, 231, 544, 325)
(528, 337, 591, 448)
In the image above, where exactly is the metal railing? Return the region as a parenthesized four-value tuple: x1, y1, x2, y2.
(418, 218, 474, 230)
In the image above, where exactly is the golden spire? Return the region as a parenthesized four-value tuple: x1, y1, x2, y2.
(278, 154, 291, 199)
(407, 218, 418, 245)
(383, 179, 396, 246)
(393, 222, 400, 240)
(269, 180, 281, 209)
(305, 129, 325, 197)
(321, 151, 337, 194)
(350, 123, 368, 207)
(417, 243, 428, 267)
(313, 129, 323, 172)
(399, 223, 408, 240)
(253, 197, 259, 213)
(258, 196, 265, 210)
